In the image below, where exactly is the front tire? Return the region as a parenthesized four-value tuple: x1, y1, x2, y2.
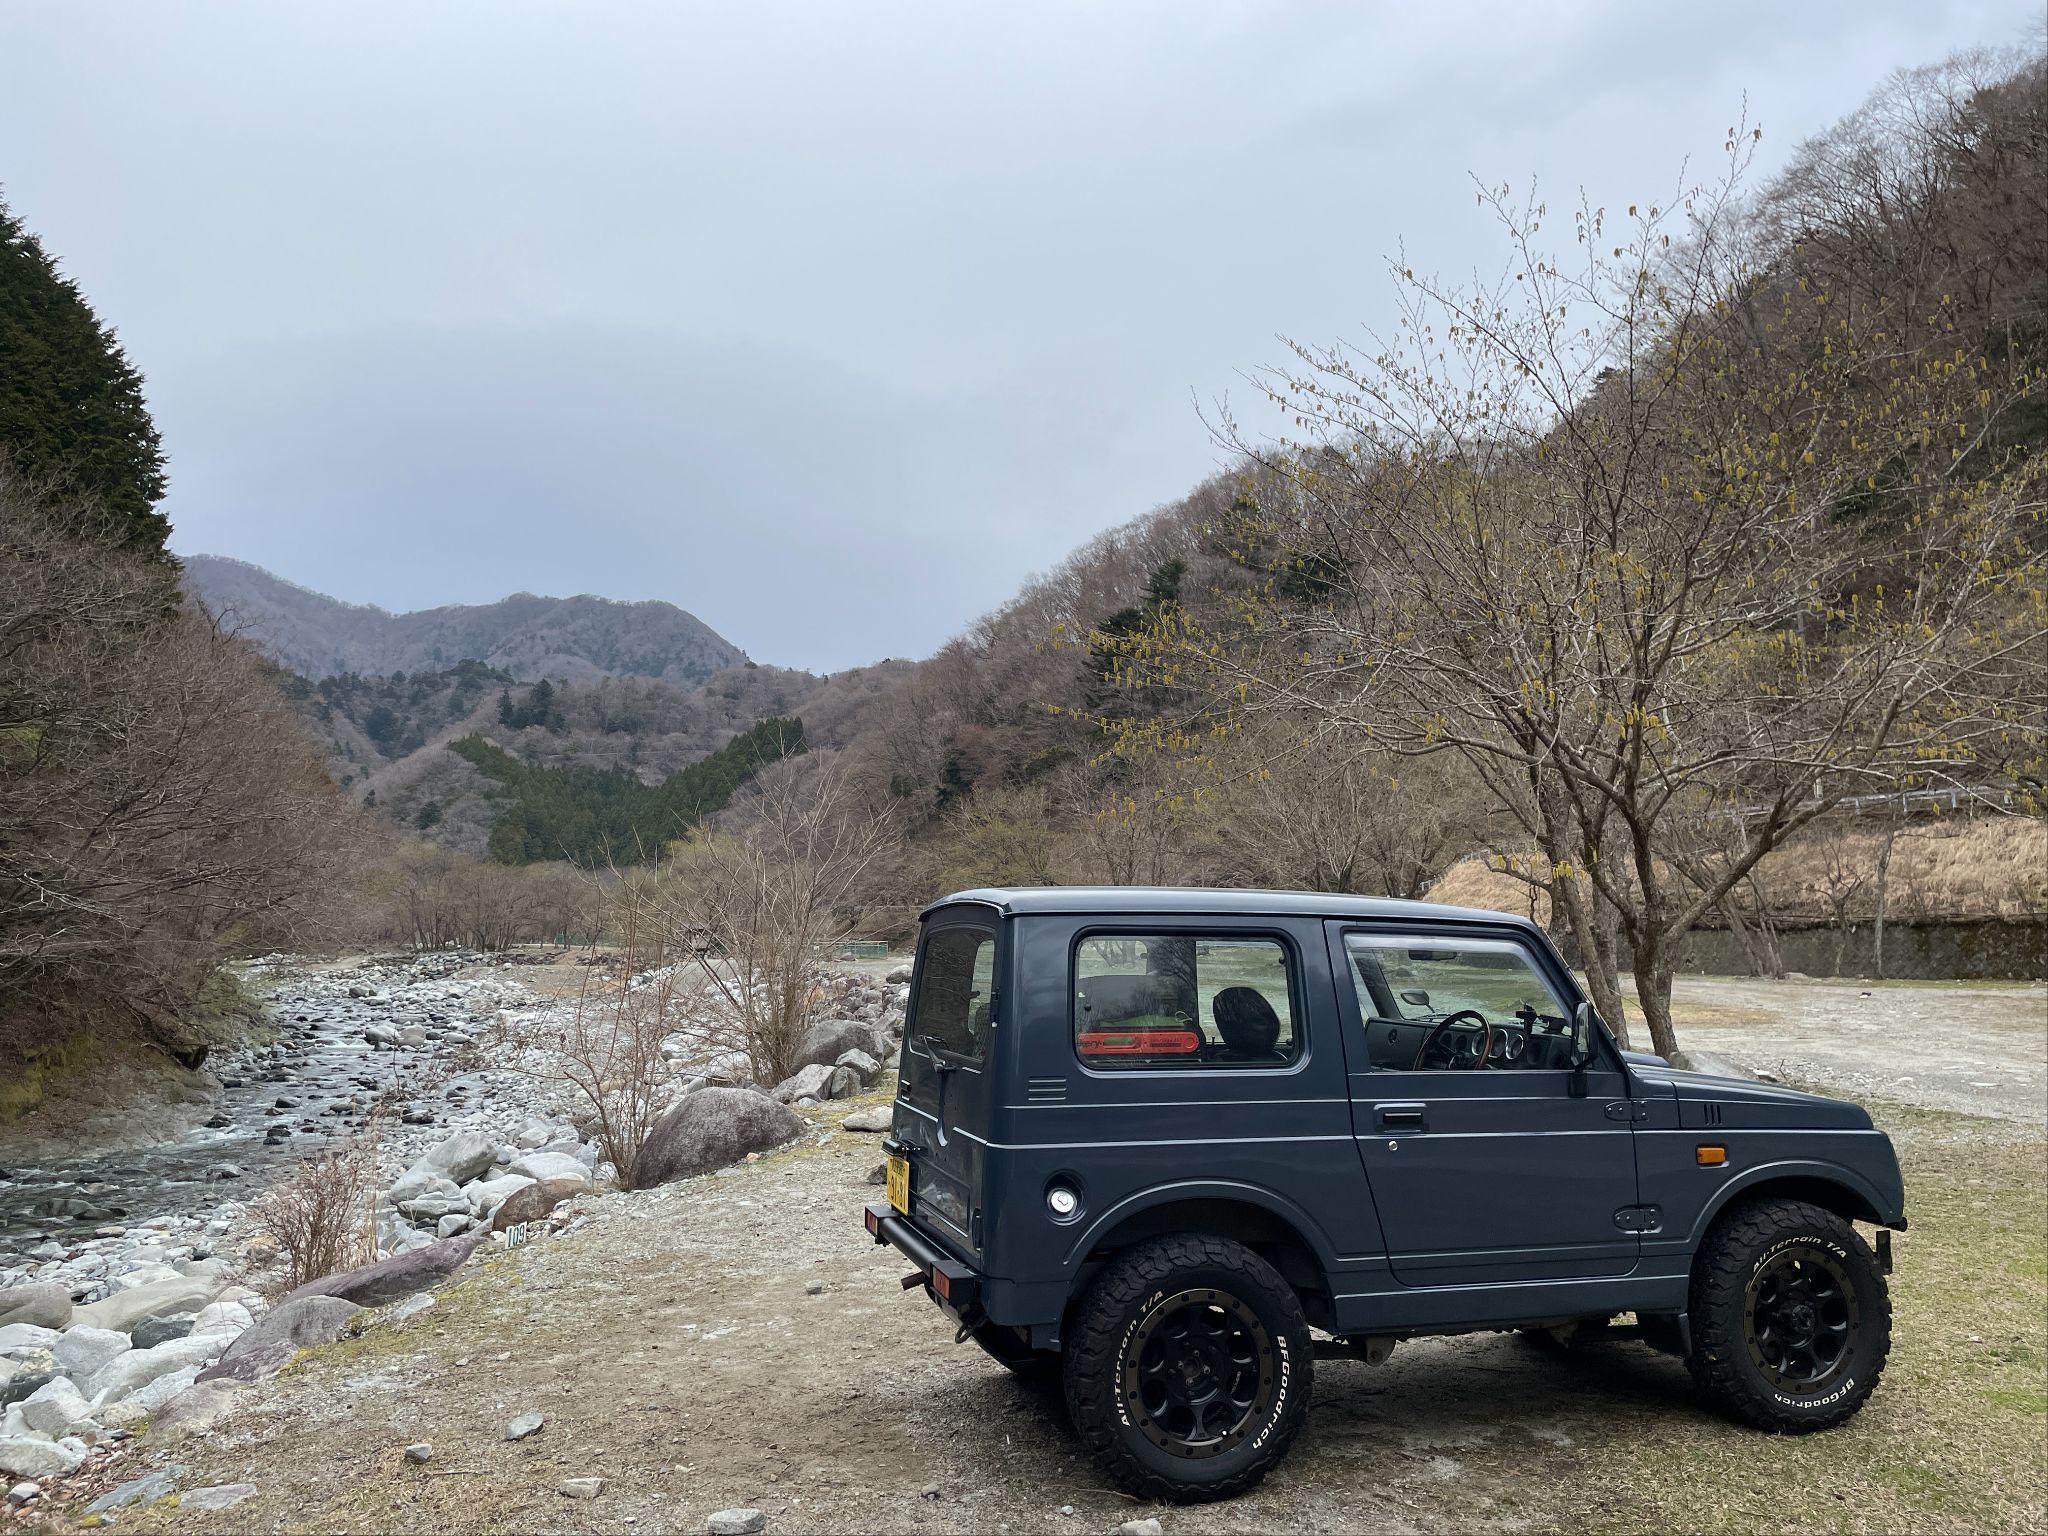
(1062, 1234, 1312, 1503)
(1686, 1197, 1891, 1432)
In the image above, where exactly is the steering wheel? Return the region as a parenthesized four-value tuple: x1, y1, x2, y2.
(1412, 1008, 1494, 1071)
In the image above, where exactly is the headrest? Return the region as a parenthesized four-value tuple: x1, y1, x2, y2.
(1213, 986, 1283, 1057)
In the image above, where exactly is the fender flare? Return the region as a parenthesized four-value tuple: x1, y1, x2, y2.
(1686, 1157, 1896, 1245)
(1059, 1178, 1346, 1275)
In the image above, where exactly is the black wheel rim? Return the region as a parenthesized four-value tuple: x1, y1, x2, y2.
(1119, 1287, 1277, 1459)
(1745, 1247, 1859, 1393)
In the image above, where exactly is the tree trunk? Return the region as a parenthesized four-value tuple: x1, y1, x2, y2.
(1554, 871, 1631, 1049)
(1631, 933, 1681, 1061)
(1872, 819, 1899, 980)
(1716, 893, 1768, 977)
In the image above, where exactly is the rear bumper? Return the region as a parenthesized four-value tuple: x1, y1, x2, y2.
(864, 1201, 982, 1317)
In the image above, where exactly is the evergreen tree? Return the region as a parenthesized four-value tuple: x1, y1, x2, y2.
(0, 197, 169, 557)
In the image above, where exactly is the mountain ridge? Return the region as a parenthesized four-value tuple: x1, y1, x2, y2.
(184, 553, 748, 687)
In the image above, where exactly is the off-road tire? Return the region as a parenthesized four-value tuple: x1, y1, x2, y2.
(1686, 1196, 1891, 1432)
(969, 1321, 1059, 1380)
(1062, 1234, 1312, 1503)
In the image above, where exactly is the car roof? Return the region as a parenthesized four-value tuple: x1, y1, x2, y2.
(922, 885, 1542, 933)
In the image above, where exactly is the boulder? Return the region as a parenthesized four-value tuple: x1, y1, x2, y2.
(87, 1332, 228, 1401)
(150, 1378, 244, 1443)
(504, 1151, 593, 1190)
(109, 1363, 202, 1421)
(51, 1325, 129, 1380)
(281, 1233, 482, 1310)
(795, 1018, 887, 1072)
(632, 1088, 804, 1188)
(0, 1356, 55, 1408)
(131, 1313, 195, 1349)
(464, 1174, 535, 1220)
(770, 1063, 834, 1104)
(0, 1285, 71, 1331)
(198, 1296, 361, 1384)
(386, 1165, 463, 1207)
(840, 1105, 893, 1133)
(19, 1377, 95, 1437)
(0, 1435, 84, 1480)
(183, 1483, 257, 1511)
(69, 1274, 220, 1335)
(188, 1300, 254, 1338)
(418, 1129, 497, 1184)
(707, 1510, 767, 1536)
(0, 1325, 58, 1357)
(834, 1047, 880, 1082)
(486, 1177, 587, 1234)
(885, 962, 913, 984)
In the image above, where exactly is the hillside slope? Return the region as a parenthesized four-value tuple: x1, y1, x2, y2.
(185, 555, 747, 687)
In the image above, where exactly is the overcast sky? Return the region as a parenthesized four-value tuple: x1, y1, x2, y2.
(1, 2, 2038, 671)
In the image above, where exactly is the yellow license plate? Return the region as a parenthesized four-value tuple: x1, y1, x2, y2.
(885, 1153, 911, 1214)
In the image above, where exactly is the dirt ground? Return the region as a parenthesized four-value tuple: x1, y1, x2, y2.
(78, 975, 2048, 1536)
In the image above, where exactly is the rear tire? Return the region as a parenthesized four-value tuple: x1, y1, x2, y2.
(1062, 1234, 1312, 1503)
(1686, 1197, 1891, 1432)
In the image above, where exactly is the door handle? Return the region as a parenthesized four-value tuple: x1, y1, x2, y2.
(1376, 1104, 1426, 1132)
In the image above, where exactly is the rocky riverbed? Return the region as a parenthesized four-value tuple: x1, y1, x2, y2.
(0, 947, 911, 1520)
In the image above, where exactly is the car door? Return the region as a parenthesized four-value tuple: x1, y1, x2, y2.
(1328, 923, 1642, 1286)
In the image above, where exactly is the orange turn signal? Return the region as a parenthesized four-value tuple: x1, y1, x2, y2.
(1696, 1144, 1727, 1167)
(931, 1268, 952, 1300)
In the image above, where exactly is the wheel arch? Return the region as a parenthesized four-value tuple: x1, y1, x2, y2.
(1062, 1182, 1338, 1317)
(1688, 1160, 1894, 1246)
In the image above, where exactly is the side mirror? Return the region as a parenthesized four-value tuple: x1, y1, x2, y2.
(1567, 1001, 1597, 1096)
(1399, 989, 1432, 1009)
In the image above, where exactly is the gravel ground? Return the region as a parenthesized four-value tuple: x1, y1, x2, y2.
(1660, 975, 2047, 1129)
(48, 974, 2048, 1535)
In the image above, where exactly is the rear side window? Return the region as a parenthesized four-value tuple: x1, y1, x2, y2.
(1074, 933, 1298, 1069)
(911, 927, 996, 1060)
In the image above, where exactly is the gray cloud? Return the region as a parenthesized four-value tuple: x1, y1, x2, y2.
(2, 0, 2036, 668)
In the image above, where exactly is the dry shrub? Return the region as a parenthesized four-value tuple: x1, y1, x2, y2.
(252, 1132, 382, 1292)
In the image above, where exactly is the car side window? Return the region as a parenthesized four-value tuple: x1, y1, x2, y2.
(1075, 933, 1299, 1069)
(1346, 934, 1575, 1072)
(912, 928, 996, 1060)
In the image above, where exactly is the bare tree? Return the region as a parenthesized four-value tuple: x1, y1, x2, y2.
(1107, 103, 2047, 1058)
(654, 749, 894, 1085)
(251, 1130, 382, 1289)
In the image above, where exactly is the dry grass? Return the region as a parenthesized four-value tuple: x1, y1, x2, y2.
(1429, 815, 2048, 931)
(250, 1130, 382, 1291)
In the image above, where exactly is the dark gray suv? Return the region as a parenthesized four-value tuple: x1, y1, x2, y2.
(863, 888, 1905, 1502)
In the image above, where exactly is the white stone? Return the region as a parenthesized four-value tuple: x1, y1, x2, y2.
(19, 1378, 95, 1437)
(87, 1332, 225, 1401)
(0, 1436, 83, 1480)
(51, 1326, 129, 1381)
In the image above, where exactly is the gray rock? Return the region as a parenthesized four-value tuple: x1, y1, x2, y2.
(464, 1174, 536, 1219)
(0, 1435, 82, 1479)
(834, 1047, 880, 1081)
(1118, 1520, 1165, 1536)
(182, 1482, 257, 1511)
(0, 1324, 58, 1356)
(69, 1274, 220, 1335)
(6, 1483, 37, 1509)
(83, 1465, 181, 1511)
(0, 1355, 55, 1409)
(634, 1088, 804, 1188)
(795, 1018, 888, 1072)
(130, 1312, 196, 1350)
(823, 1065, 862, 1099)
(199, 1296, 362, 1384)
(505, 1411, 543, 1441)
(707, 1509, 767, 1535)
(52, 1324, 131, 1380)
(560, 1476, 603, 1498)
(0, 1285, 71, 1331)
(19, 1377, 94, 1437)
(150, 1378, 244, 1442)
(382, 1294, 436, 1328)
(419, 1129, 498, 1184)
(436, 1212, 471, 1239)
(88, 1331, 228, 1400)
(281, 1233, 482, 1310)
(503, 1151, 593, 1189)
(840, 1105, 893, 1132)
(885, 962, 913, 984)
(405, 1442, 433, 1463)
(387, 1167, 463, 1208)
(770, 1063, 835, 1103)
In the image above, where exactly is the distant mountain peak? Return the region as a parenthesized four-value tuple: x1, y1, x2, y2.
(184, 554, 748, 687)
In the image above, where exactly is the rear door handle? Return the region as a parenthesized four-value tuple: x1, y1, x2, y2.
(1376, 1104, 1426, 1132)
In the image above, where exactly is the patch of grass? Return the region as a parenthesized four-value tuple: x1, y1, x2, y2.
(1527, 1100, 2048, 1535)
